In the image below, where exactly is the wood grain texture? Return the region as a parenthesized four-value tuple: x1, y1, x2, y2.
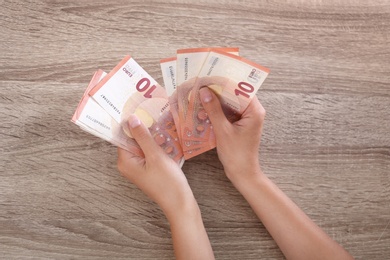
(1, 0, 389, 259)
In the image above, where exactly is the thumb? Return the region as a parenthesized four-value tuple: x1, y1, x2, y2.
(128, 114, 161, 158)
(199, 87, 231, 137)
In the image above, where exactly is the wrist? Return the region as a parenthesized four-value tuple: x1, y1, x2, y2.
(162, 193, 200, 223)
(224, 158, 262, 183)
(226, 163, 265, 192)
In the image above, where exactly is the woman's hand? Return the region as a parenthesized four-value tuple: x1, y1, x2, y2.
(117, 115, 193, 217)
(117, 115, 215, 260)
(199, 87, 265, 184)
(200, 88, 353, 260)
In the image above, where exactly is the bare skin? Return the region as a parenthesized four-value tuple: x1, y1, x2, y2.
(117, 115, 214, 260)
(199, 87, 354, 260)
(117, 88, 354, 260)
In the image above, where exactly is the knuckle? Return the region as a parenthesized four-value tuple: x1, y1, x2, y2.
(117, 159, 136, 182)
(117, 160, 126, 175)
(257, 101, 266, 119)
(254, 106, 266, 125)
(259, 105, 266, 116)
(259, 106, 266, 119)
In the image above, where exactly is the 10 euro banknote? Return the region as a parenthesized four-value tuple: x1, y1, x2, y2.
(72, 48, 269, 163)
(179, 50, 269, 158)
(73, 57, 184, 163)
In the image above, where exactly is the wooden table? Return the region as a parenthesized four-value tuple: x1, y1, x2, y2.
(1, 0, 389, 259)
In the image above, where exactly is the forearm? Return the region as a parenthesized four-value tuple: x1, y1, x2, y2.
(230, 168, 353, 260)
(164, 197, 215, 260)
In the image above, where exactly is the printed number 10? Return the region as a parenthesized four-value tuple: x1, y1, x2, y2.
(235, 82, 254, 98)
(136, 78, 157, 98)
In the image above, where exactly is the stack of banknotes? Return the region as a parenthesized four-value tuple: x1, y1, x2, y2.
(72, 47, 269, 165)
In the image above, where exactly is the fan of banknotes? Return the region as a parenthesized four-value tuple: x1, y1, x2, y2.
(72, 47, 269, 165)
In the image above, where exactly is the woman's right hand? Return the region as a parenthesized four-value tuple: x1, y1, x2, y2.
(199, 87, 266, 184)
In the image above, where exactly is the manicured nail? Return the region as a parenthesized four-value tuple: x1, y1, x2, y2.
(200, 87, 212, 103)
(129, 115, 141, 128)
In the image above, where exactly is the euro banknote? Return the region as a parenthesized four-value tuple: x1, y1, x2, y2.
(72, 70, 143, 156)
(160, 57, 182, 145)
(176, 47, 239, 131)
(72, 48, 269, 163)
(180, 50, 269, 159)
(87, 56, 183, 162)
(160, 57, 177, 96)
(160, 54, 219, 155)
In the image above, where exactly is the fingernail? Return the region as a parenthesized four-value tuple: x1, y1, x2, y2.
(200, 87, 212, 103)
(129, 115, 141, 128)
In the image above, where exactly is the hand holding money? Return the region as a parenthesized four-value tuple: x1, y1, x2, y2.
(72, 47, 269, 164)
(166, 48, 269, 159)
(117, 114, 193, 214)
(199, 88, 266, 182)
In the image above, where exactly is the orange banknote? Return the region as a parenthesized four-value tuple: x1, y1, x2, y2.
(176, 47, 239, 152)
(88, 56, 183, 163)
(160, 57, 183, 146)
(182, 50, 270, 159)
(73, 48, 270, 164)
(72, 70, 143, 157)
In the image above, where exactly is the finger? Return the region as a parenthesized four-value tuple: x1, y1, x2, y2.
(117, 147, 133, 174)
(128, 114, 161, 158)
(242, 97, 265, 118)
(117, 147, 140, 162)
(257, 99, 266, 120)
(199, 87, 231, 137)
(238, 97, 266, 131)
(117, 147, 144, 183)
